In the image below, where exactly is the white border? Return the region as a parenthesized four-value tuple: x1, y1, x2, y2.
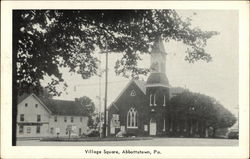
(1, 1, 249, 159)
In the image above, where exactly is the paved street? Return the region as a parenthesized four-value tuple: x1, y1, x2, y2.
(17, 137, 238, 146)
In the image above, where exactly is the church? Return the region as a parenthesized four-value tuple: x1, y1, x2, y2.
(107, 39, 187, 137)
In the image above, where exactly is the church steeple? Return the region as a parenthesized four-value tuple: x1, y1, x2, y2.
(146, 38, 170, 136)
(146, 38, 169, 88)
(150, 38, 167, 74)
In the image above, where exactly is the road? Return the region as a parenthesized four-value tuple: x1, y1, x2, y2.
(17, 137, 238, 146)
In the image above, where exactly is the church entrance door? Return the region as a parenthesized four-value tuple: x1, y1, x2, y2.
(150, 119, 156, 136)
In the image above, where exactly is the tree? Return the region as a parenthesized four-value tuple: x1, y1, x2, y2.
(76, 96, 95, 128)
(208, 102, 236, 137)
(170, 91, 236, 137)
(77, 96, 95, 116)
(13, 10, 218, 145)
(13, 10, 218, 95)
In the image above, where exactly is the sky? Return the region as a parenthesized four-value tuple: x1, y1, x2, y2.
(42, 10, 239, 116)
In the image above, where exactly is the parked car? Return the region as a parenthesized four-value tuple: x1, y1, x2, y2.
(87, 130, 100, 137)
(81, 128, 100, 138)
(227, 129, 239, 139)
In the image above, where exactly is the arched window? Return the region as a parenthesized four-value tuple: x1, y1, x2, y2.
(127, 108, 138, 128)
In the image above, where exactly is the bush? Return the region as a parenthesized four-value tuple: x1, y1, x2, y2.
(227, 129, 239, 139)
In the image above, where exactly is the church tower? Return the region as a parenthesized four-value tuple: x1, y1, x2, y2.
(146, 38, 170, 136)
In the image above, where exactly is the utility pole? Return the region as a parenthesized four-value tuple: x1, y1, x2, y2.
(98, 53, 102, 138)
(103, 50, 108, 138)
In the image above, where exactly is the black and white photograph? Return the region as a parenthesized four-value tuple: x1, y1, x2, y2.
(1, 1, 249, 159)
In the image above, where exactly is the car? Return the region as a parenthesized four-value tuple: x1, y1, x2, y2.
(81, 128, 100, 138)
(227, 129, 239, 139)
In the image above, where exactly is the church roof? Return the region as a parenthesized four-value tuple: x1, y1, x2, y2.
(134, 80, 146, 94)
(169, 87, 186, 94)
(146, 72, 169, 86)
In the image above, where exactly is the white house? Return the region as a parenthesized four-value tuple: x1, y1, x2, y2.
(17, 93, 88, 138)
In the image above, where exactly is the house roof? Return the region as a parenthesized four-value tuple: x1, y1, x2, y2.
(18, 93, 87, 116)
(40, 98, 87, 116)
(17, 93, 30, 104)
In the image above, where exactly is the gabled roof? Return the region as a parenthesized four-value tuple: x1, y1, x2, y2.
(18, 93, 87, 116)
(39, 98, 87, 116)
(17, 93, 30, 104)
(133, 80, 146, 94)
(108, 79, 186, 109)
(109, 80, 146, 108)
(18, 93, 52, 114)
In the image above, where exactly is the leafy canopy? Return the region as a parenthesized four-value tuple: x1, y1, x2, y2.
(170, 91, 236, 129)
(13, 10, 218, 95)
(77, 96, 95, 117)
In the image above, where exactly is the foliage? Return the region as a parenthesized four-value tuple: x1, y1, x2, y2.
(77, 96, 95, 117)
(170, 91, 236, 130)
(87, 117, 95, 127)
(13, 10, 218, 95)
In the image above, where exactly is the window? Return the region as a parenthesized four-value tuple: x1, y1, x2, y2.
(19, 125, 24, 133)
(35, 104, 38, 108)
(64, 116, 67, 122)
(154, 94, 156, 106)
(20, 114, 24, 121)
(50, 127, 54, 134)
(196, 121, 199, 132)
(27, 127, 31, 133)
(37, 114, 41, 122)
(127, 108, 138, 128)
(150, 94, 153, 106)
(80, 117, 82, 122)
(54, 116, 57, 122)
(163, 95, 166, 106)
(36, 126, 41, 133)
(150, 94, 156, 106)
(163, 119, 166, 131)
(79, 128, 82, 136)
(71, 117, 74, 123)
(130, 90, 136, 96)
(25, 103, 28, 107)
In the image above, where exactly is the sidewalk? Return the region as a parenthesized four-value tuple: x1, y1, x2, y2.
(40, 136, 153, 142)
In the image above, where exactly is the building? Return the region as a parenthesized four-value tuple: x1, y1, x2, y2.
(17, 93, 88, 138)
(107, 38, 188, 137)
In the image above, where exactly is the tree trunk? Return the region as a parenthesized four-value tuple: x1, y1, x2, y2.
(212, 128, 216, 138)
(68, 131, 71, 139)
(12, 11, 21, 146)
